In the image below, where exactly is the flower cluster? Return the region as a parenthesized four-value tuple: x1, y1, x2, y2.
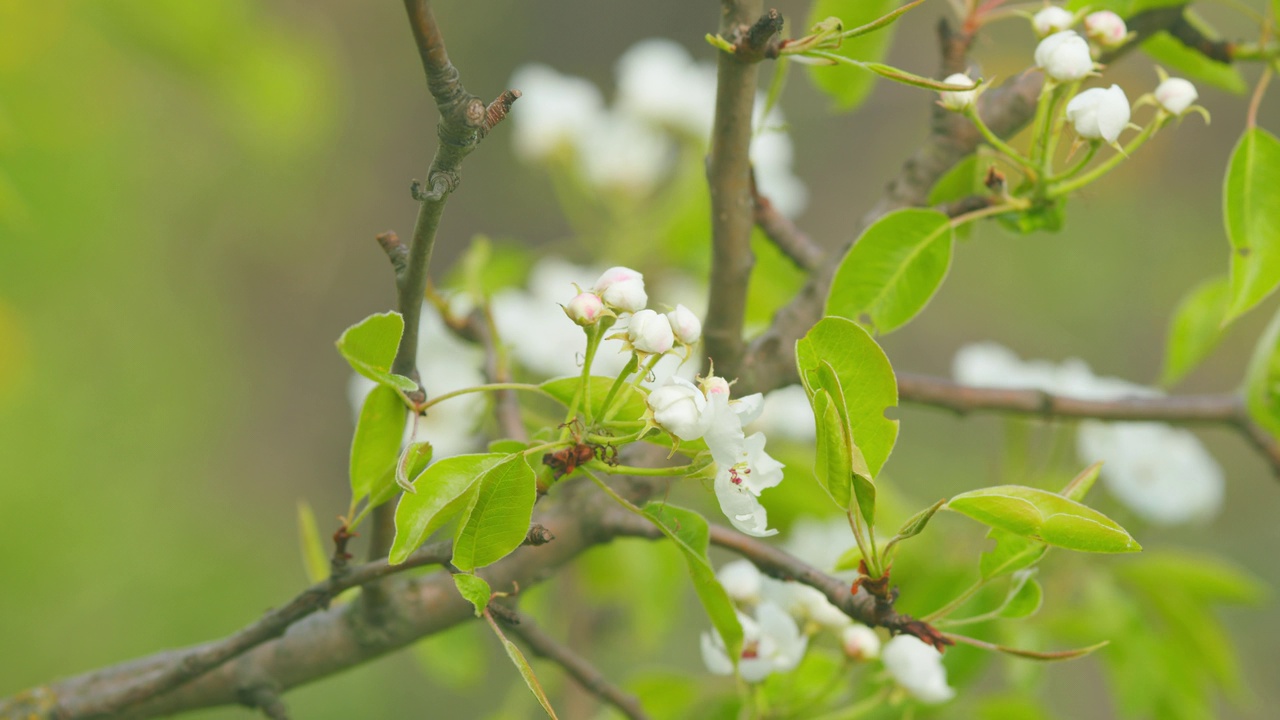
(508, 39, 807, 215)
(953, 342, 1225, 525)
(647, 374, 782, 536)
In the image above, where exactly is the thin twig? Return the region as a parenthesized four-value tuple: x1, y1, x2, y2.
(499, 609, 652, 720)
(751, 169, 823, 272)
(238, 684, 292, 720)
(896, 373, 1280, 476)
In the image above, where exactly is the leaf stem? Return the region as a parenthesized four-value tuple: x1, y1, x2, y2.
(596, 354, 640, 424)
(963, 106, 1038, 180)
(1047, 117, 1162, 197)
(419, 382, 552, 412)
(922, 578, 987, 622)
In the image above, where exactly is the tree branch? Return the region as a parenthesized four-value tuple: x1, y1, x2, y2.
(751, 169, 823, 273)
(896, 373, 1280, 476)
(703, 2, 774, 379)
(499, 609, 651, 720)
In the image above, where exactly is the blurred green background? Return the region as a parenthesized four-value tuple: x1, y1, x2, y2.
(2, 1, 1278, 718)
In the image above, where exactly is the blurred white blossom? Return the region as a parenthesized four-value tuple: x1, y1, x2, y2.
(841, 624, 881, 660)
(508, 64, 604, 162)
(716, 559, 764, 606)
(615, 38, 717, 138)
(882, 635, 954, 704)
(701, 603, 807, 682)
(748, 384, 817, 443)
(577, 111, 674, 193)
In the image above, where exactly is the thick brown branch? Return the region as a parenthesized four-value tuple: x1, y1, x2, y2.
(897, 373, 1280, 476)
(703, 0, 768, 380)
(500, 609, 651, 720)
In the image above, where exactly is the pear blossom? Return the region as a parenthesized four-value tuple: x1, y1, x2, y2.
(938, 73, 977, 112)
(1077, 421, 1224, 524)
(750, 127, 808, 218)
(716, 559, 764, 606)
(508, 64, 604, 161)
(701, 603, 808, 682)
(1155, 77, 1198, 115)
(666, 304, 702, 345)
(1066, 85, 1130, 143)
(615, 39, 717, 138)
(1032, 5, 1075, 37)
(577, 110, 674, 193)
(626, 309, 675, 355)
(1035, 31, 1094, 82)
(593, 266, 648, 313)
(703, 389, 783, 537)
(781, 515, 856, 575)
(1084, 10, 1128, 47)
(647, 377, 711, 440)
(881, 635, 955, 704)
(563, 291, 605, 326)
(841, 624, 882, 660)
(747, 385, 817, 443)
(763, 581, 851, 632)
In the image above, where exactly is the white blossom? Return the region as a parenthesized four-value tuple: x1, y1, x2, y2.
(750, 128, 808, 218)
(1035, 31, 1094, 82)
(881, 635, 955, 704)
(1066, 84, 1131, 144)
(717, 559, 764, 606)
(841, 624, 881, 660)
(593, 266, 648, 313)
(781, 515, 856, 574)
(1077, 421, 1224, 525)
(647, 377, 711, 441)
(747, 385, 817, 443)
(1155, 77, 1198, 115)
(576, 110, 674, 193)
(938, 73, 977, 112)
(762, 581, 851, 632)
(666, 304, 702, 345)
(1032, 6, 1075, 37)
(626, 309, 675, 355)
(704, 392, 783, 537)
(615, 38, 717, 138)
(508, 64, 604, 162)
(1084, 10, 1128, 47)
(701, 604, 808, 682)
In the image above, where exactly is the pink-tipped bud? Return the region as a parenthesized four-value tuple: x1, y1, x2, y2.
(564, 291, 606, 326)
(1084, 11, 1127, 48)
(626, 309, 674, 354)
(593, 266, 648, 313)
(667, 304, 702, 344)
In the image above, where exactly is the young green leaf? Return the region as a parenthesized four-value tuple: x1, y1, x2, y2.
(541, 375, 648, 424)
(949, 633, 1109, 661)
(642, 503, 744, 667)
(1059, 461, 1103, 503)
(296, 500, 330, 584)
(1242, 304, 1280, 437)
(1141, 30, 1246, 95)
(394, 441, 434, 494)
(796, 317, 899, 477)
(805, 0, 897, 111)
(827, 208, 955, 335)
(882, 498, 947, 560)
(927, 154, 982, 240)
(335, 312, 418, 392)
(980, 528, 1049, 580)
(1224, 128, 1280, 321)
(949, 485, 1140, 553)
(484, 613, 561, 719)
(390, 453, 505, 564)
(812, 360, 875, 525)
(452, 454, 537, 572)
(350, 384, 406, 503)
(999, 571, 1044, 619)
(1160, 276, 1230, 386)
(811, 390, 854, 509)
(453, 573, 492, 617)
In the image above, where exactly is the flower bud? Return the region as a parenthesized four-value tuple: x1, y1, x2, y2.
(593, 266, 648, 313)
(563, 291, 605, 326)
(938, 73, 977, 112)
(1084, 11, 1127, 48)
(666, 304, 702, 345)
(626, 309, 674, 354)
(1066, 84, 1130, 144)
(716, 559, 763, 605)
(647, 377, 710, 440)
(1035, 31, 1093, 82)
(1154, 77, 1197, 116)
(1032, 6, 1074, 37)
(841, 624, 882, 661)
(702, 375, 732, 398)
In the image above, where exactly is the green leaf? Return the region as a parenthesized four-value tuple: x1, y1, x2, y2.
(1225, 128, 1280, 321)
(642, 503, 744, 667)
(1243, 301, 1280, 437)
(1142, 31, 1246, 95)
(980, 529, 1048, 580)
(949, 485, 1140, 553)
(349, 384, 406, 502)
(453, 573, 492, 617)
(491, 620, 561, 719)
(883, 498, 947, 559)
(828, 209, 955, 335)
(999, 572, 1044, 619)
(958, 636, 1109, 662)
(390, 453, 505, 564)
(395, 441, 434, 494)
(1160, 276, 1230, 386)
(453, 454, 537, 572)
(805, 0, 897, 112)
(927, 154, 982, 240)
(1058, 461, 1102, 503)
(795, 317, 899, 477)
(296, 500, 330, 584)
(335, 311, 418, 392)
(541, 375, 648, 424)
(811, 390, 853, 508)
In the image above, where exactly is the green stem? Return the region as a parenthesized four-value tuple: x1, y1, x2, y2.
(584, 430, 648, 445)
(1047, 118, 1162, 198)
(922, 578, 987, 622)
(603, 353, 661, 423)
(963, 107, 1038, 180)
(1028, 79, 1061, 170)
(589, 459, 707, 477)
(1042, 79, 1081, 173)
(1047, 141, 1099, 182)
(582, 468, 647, 518)
(561, 323, 605, 437)
(845, 510, 877, 579)
(595, 354, 639, 424)
(949, 200, 1030, 228)
(418, 382, 552, 412)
